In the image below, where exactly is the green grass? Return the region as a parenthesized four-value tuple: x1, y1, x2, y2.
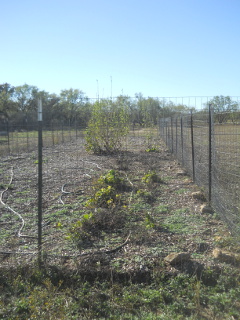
(0, 128, 84, 156)
(163, 208, 205, 235)
(1, 264, 239, 319)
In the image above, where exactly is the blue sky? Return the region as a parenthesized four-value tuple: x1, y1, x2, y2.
(1, 0, 240, 99)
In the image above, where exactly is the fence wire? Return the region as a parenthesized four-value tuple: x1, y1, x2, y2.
(159, 110, 240, 237)
(0, 123, 160, 262)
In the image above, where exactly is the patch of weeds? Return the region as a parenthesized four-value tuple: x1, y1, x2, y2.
(0, 183, 14, 190)
(144, 212, 156, 229)
(85, 185, 121, 208)
(86, 169, 128, 208)
(34, 158, 48, 164)
(213, 232, 240, 252)
(136, 189, 155, 203)
(142, 170, 163, 184)
(145, 146, 159, 153)
(199, 269, 240, 318)
(66, 212, 94, 248)
(53, 208, 71, 216)
(155, 204, 169, 215)
(175, 188, 188, 195)
(97, 169, 124, 189)
(15, 190, 30, 195)
(67, 208, 126, 249)
(129, 201, 152, 215)
(173, 208, 190, 215)
(163, 208, 204, 235)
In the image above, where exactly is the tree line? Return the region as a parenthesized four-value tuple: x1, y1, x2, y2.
(0, 83, 194, 129)
(0, 83, 239, 129)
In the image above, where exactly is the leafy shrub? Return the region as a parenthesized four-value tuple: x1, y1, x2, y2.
(85, 185, 121, 208)
(67, 209, 126, 249)
(85, 100, 129, 154)
(97, 169, 124, 189)
(86, 170, 126, 208)
(67, 213, 94, 247)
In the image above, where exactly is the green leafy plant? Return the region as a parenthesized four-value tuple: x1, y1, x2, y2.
(86, 170, 126, 208)
(142, 171, 162, 184)
(66, 213, 93, 246)
(144, 212, 156, 229)
(85, 185, 121, 208)
(145, 146, 159, 152)
(97, 169, 123, 189)
(155, 204, 169, 214)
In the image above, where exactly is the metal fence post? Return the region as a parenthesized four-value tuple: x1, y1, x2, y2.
(26, 118, 29, 152)
(175, 117, 178, 155)
(6, 120, 10, 154)
(61, 121, 64, 143)
(208, 104, 213, 204)
(181, 116, 184, 164)
(190, 111, 195, 181)
(37, 99, 43, 267)
(165, 119, 167, 143)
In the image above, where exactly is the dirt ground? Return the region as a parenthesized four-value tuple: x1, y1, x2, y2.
(0, 131, 231, 275)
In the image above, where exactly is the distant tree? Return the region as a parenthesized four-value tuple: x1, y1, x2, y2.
(59, 88, 89, 125)
(135, 94, 162, 126)
(14, 84, 39, 113)
(0, 83, 16, 118)
(37, 91, 61, 126)
(207, 96, 239, 123)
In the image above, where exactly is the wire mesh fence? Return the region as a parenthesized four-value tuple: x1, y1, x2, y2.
(0, 122, 161, 263)
(1, 97, 240, 266)
(159, 109, 240, 237)
(0, 122, 84, 157)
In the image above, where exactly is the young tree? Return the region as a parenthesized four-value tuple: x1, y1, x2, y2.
(85, 99, 129, 154)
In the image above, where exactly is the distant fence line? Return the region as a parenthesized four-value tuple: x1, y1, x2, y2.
(0, 122, 84, 156)
(159, 108, 240, 237)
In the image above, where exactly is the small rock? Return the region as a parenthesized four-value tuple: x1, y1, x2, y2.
(212, 248, 240, 265)
(164, 252, 191, 265)
(200, 204, 214, 214)
(192, 191, 207, 201)
(176, 170, 187, 176)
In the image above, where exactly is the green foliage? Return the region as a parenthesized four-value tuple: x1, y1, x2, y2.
(155, 204, 169, 214)
(144, 130, 160, 153)
(85, 100, 129, 154)
(142, 171, 162, 184)
(1, 259, 240, 319)
(163, 208, 205, 235)
(145, 146, 159, 153)
(97, 169, 123, 188)
(66, 213, 93, 246)
(144, 212, 156, 229)
(86, 170, 125, 208)
(85, 185, 121, 208)
(136, 189, 155, 203)
(207, 95, 239, 123)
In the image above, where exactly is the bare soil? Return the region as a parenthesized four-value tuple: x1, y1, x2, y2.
(0, 131, 234, 278)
